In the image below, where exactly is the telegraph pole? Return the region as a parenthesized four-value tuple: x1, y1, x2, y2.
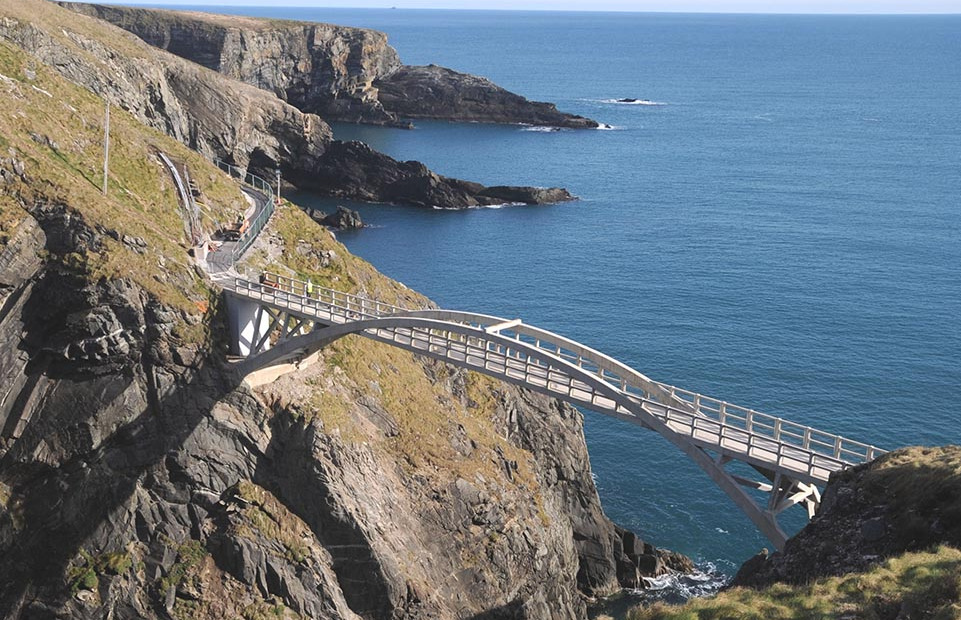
(102, 101, 110, 196)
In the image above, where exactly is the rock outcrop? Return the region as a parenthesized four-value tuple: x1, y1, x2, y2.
(732, 446, 961, 588)
(311, 206, 365, 230)
(0, 0, 573, 209)
(376, 64, 598, 128)
(312, 140, 574, 208)
(59, 2, 599, 129)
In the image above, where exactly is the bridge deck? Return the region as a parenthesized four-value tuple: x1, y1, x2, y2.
(216, 272, 884, 487)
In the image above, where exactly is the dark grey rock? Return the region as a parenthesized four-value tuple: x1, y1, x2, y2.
(313, 206, 364, 230)
(861, 516, 886, 542)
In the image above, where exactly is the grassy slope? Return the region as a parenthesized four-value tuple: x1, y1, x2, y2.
(0, 39, 244, 314)
(630, 547, 961, 620)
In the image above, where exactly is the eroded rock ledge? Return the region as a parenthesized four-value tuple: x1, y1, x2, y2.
(59, 2, 600, 129)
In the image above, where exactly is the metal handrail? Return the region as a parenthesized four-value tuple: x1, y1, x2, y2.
(213, 159, 276, 264)
(232, 272, 885, 471)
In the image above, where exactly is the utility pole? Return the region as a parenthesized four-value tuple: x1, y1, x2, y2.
(102, 101, 110, 196)
(275, 167, 281, 205)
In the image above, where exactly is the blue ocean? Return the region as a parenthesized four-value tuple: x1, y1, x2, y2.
(195, 5, 960, 594)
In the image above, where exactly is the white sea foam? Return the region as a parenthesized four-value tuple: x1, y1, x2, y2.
(598, 98, 666, 106)
(640, 563, 729, 602)
(595, 123, 622, 130)
(479, 202, 524, 209)
(432, 202, 524, 210)
(519, 125, 566, 132)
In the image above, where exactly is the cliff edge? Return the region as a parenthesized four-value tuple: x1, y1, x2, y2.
(622, 446, 961, 620)
(59, 2, 600, 129)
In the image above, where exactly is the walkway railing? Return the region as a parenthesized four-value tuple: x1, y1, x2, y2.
(214, 159, 275, 263)
(226, 271, 885, 476)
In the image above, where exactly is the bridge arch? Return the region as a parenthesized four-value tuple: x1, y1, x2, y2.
(216, 272, 883, 550)
(233, 310, 816, 549)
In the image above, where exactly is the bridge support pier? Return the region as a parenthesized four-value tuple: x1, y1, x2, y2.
(226, 296, 273, 357)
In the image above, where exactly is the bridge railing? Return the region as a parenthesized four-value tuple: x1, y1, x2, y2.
(233, 272, 884, 470)
(651, 383, 881, 464)
(232, 273, 413, 322)
(214, 159, 276, 264)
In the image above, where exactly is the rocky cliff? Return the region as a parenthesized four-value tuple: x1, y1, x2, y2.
(375, 65, 598, 129)
(0, 0, 573, 209)
(59, 2, 600, 129)
(624, 446, 961, 620)
(732, 445, 961, 588)
(0, 22, 684, 619)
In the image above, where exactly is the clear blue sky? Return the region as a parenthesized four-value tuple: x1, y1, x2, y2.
(88, 0, 961, 13)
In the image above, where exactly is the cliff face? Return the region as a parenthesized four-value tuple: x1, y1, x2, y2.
(733, 446, 961, 588)
(59, 3, 405, 127)
(0, 0, 572, 209)
(0, 30, 682, 619)
(60, 2, 600, 129)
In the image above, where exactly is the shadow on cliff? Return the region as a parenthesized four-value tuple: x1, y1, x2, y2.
(0, 289, 244, 615)
(468, 600, 526, 619)
(249, 410, 399, 618)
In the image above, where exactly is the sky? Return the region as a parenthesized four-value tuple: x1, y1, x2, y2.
(87, 0, 961, 13)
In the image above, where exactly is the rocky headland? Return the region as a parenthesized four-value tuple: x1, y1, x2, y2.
(59, 2, 600, 130)
(0, 2, 685, 617)
(0, 1, 575, 210)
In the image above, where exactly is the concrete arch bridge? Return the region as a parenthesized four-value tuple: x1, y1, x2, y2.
(217, 271, 884, 550)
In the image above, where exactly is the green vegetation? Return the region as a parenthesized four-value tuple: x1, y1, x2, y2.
(234, 481, 311, 565)
(66, 548, 133, 594)
(856, 447, 961, 549)
(0, 38, 245, 342)
(630, 547, 961, 620)
(159, 539, 209, 593)
(67, 551, 100, 594)
(243, 201, 430, 308)
(316, 336, 540, 493)
(242, 598, 300, 620)
(0, 197, 27, 246)
(173, 599, 209, 620)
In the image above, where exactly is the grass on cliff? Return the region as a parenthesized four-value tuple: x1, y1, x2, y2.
(630, 546, 961, 620)
(0, 0, 154, 60)
(855, 446, 961, 549)
(233, 481, 311, 565)
(0, 39, 245, 335)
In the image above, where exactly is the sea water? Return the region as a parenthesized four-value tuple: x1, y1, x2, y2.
(188, 5, 960, 596)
